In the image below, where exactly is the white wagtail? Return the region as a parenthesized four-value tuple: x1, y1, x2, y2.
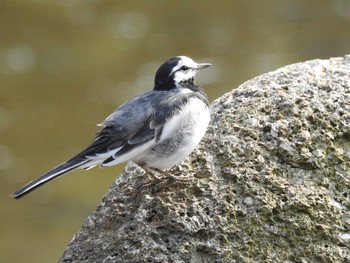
(12, 56, 211, 199)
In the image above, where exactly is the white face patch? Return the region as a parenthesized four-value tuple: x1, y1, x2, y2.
(173, 69, 196, 85)
(170, 56, 200, 85)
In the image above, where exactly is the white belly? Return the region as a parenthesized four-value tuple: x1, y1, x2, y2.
(143, 97, 210, 169)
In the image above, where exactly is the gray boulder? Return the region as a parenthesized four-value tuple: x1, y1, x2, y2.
(60, 55, 350, 263)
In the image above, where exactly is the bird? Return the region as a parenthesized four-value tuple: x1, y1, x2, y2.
(12, 55, 211, 199)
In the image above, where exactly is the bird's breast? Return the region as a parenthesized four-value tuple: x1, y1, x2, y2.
(136, 96, 210, 170)
(160, 97, 210, 143)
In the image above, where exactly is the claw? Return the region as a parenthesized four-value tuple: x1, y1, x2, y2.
(140, 166, 192, 181)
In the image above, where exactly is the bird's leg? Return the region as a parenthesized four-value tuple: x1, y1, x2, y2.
(141, 166, 192, 181)
(141, 166, 165, 180)
(157, 168, 193, 181)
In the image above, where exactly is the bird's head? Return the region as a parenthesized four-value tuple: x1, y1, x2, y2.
(154, 56, 211, 91)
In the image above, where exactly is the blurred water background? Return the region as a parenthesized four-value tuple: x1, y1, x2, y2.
(1, 0, 349, 262)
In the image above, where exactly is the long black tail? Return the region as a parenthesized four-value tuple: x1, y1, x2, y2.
(11, 159, 89, 199)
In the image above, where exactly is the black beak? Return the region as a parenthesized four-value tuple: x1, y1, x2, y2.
(196, 63, 211, 70)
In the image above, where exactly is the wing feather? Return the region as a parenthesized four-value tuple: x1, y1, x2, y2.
(80, 89, 202, 164)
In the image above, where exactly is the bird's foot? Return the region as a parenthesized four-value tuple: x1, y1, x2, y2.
(141, 166, 192, 181)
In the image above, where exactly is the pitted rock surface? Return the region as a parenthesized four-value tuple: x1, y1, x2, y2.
(60, 55, 350, 263)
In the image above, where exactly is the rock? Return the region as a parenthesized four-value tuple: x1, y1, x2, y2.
(60, 55, 350, 263)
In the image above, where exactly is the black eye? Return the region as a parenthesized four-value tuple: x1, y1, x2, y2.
(181, 66, 189, 71)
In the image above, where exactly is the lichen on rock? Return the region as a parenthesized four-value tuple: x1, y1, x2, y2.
(60, 55, 350, 263)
